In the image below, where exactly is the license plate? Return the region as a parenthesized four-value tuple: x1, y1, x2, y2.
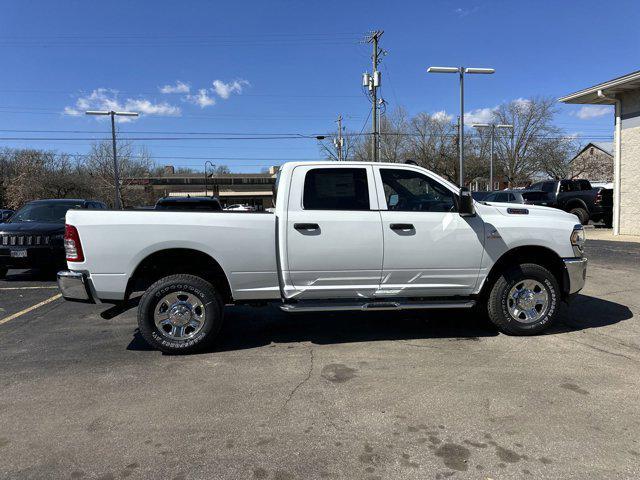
(10, 249, 27, 258)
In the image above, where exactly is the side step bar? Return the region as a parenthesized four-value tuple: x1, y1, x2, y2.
(280, 299, 476, 313)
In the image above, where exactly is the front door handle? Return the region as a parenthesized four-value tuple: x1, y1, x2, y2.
(390, 223, 414, 231)
(294, 223, 320, 231)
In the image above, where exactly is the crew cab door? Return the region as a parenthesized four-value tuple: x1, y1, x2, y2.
(284, 165, 383, 299)
(373, 165, 485, 297)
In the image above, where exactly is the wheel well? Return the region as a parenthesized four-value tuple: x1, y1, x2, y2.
(126, 248, 232, 303)
(481, 246, 568, 300)
(565, 199, 588, 212)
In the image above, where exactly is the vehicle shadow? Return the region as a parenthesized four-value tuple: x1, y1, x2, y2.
(124, 294, 632, 354)
(549, 294, 633, 334)
(2, 268, 60, 282)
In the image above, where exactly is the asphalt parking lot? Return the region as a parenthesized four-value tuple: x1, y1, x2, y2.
(0, 239, 639, 480)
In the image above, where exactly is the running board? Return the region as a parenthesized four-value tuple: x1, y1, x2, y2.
(279, 299, 476, 313)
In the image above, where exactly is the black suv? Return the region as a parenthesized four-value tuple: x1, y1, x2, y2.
(0, 199, 106, 278)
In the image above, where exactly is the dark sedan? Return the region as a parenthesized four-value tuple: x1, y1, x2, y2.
(0, 199, 106, 278)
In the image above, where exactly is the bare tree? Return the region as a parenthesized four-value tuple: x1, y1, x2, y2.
(492, 97, 563, 187)
(379, 107, 411, 163)
(85, 140, 153, 208)
(1, 149, 94, 209)
(318, 130, 360, 161)
(536, 136, 580, 180)
(408, 112, 459, 183)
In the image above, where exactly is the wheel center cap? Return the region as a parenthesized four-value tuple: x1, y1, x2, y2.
(169, 304, 192, 326)
(517, 291, 535, 309)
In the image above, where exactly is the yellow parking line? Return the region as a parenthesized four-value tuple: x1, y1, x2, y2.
(0, 286, 59, 291)
(0, 293, 62, 326)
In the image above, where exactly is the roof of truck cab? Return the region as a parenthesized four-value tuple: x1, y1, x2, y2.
(279, 161, 460, 191)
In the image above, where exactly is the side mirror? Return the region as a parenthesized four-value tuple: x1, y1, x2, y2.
(388, 194, 399, 208)
(458, 187, 475, 217)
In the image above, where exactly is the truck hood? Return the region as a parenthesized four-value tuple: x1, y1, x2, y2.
(484, 202, 578, 222)
(0, 222, 65, 235)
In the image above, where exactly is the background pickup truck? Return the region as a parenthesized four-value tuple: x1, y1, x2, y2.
(527, 179, 613, 226)
(57, 162, 587, 353)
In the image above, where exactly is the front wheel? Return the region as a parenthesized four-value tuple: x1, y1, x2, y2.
(138, 274, 224, 354)
(486, 263, 559, 335)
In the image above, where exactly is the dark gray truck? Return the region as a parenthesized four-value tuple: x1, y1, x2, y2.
(527, 179, 613, 226)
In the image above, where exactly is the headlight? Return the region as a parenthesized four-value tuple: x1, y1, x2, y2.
(570, 225, 585, 255)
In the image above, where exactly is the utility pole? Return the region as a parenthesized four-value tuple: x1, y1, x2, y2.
(363, 30, 383, 161)
(333, 114, 344, 161)
(85, 110, 139, 209)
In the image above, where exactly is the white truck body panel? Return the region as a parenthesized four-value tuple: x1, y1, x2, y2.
(65, 210, 279, 300)
(65, 161, 581, 304)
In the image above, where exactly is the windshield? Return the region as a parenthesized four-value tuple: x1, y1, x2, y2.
(9, 202, 82, 223)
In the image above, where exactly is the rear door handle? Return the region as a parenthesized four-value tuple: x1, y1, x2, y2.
(390, 223, 414, 231)
(294, 223, 320, 231)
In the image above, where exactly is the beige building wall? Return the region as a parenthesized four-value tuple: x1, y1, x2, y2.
(619, 91, 640, 235)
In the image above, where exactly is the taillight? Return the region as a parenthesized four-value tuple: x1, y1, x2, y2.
(594, 191, 603, 204)
(64, 224, 84, 262)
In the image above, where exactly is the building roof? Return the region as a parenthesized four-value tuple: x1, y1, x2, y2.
(559, 69, 640, 104)
(570, 142, 614, 162)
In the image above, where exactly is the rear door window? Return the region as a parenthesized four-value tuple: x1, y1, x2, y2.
(539, 182, 556, 193)
(303, 168, 370, 211)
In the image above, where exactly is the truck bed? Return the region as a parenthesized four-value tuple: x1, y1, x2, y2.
(66, 210, 279, 301)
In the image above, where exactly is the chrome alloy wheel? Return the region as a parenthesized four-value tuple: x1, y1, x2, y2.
(507, 279, 549, 324)
(154, 291, 206, 340)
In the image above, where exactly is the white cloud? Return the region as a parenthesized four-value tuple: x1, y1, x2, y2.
(454, 6, 480, 16)
(431, 110, 453, 122)
(185, 88, 216, 108)
(63, 88, 181, 121)
(464, 107, 496, 124)
(159, 81, 190, 94)
(573, 105, 612, 120)
(212, 79, 249, 99)
(125, 98, 181, 116)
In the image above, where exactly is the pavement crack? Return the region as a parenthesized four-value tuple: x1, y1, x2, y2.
(279, 345, 314, 412)
(564, 337, 639, 363)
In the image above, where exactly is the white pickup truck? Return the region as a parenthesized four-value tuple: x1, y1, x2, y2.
(57, 162, 587, 353)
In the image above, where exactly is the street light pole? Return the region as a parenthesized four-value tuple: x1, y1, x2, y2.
(204, 161, 215, 196)
(472, 123, 513, 190)
(85, 110, 139, 209)
(427, 66, 495, 186)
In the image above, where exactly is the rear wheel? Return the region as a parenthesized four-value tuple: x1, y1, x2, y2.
(486, 263, 559, 335)
(569, 207, 589, 225)
(138, 274, 224, 354)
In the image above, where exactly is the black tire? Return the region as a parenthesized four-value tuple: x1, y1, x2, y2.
(486, 263, 559, 335)
(604, 215, 613, 228)
(569, 207, 589, 225)
(0, 266, 7, 279)
(137, 274, 223, 354)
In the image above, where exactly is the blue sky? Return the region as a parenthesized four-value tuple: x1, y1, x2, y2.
(1, 0, 638, 172)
